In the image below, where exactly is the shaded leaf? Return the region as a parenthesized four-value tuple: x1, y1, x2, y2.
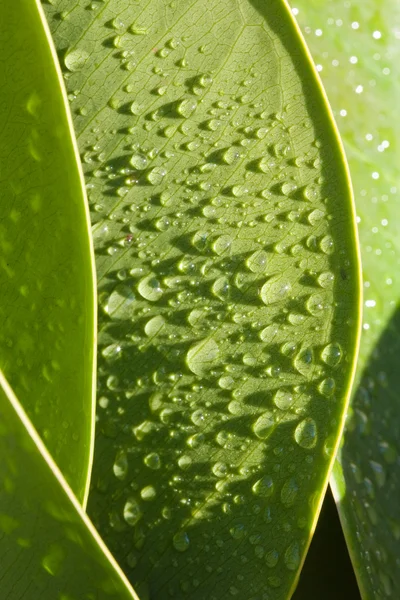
(0, 0, 96, 502)
(44, 0, 360, 598)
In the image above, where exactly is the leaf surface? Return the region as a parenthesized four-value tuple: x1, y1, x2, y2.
(0, 0, 96, 503)
(0, 370, 138, 600)
(293, 1, 400, 597)
(44, 0, 360, 598)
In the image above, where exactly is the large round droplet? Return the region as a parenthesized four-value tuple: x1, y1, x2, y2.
(294, 418, 317, 449)
(144, 315, 165, 337)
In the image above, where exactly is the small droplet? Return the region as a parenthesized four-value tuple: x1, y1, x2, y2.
(147, 166, 167, 185)
(260, 276, 291, 305)
(186, 338, 219, 376)
(144, 453, 161, 469)
(246, 250, 268, 273)
(284, 542, 300, 570)
(280, 478, 299, 507)
(138, 274, 163, 301)
(177, 99, 197, 118)
(123, 498, 142, 526)
(64, 48, 89, 72)
(274, 389, 293, 410)
(130, 153, 148, 170)
(252, 412, 274, 439)
(173, 531, 190, 552)
(252, 475, 274, 497)
(321, 343, 342, 367)
(294, 418, 318, 449)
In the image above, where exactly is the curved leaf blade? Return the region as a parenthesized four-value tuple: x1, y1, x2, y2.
(0, 370, 139, 600)
(44, 0, 360, 597)
(0, 0, 96, 503)
(293, 1, 400, 596)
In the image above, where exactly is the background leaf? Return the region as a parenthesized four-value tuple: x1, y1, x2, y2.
(0, 370, 139, 600)
(292, 0, 400, 597)
(0, 0, 96, 503)
(43, 0, 360, 598)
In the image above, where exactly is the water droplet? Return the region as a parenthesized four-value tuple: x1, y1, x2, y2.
(321, 343, 342, 367)
(130, 153, 148, 170)
(212, 462, 228, 478)
(138, 274, 163, 301)
(260, 276, 291, 305)
(186, 338, 219, 376)
(147, 166, 167, 185)
(222, 147, 240, 165)
(144, 452, 161, 469)
(64, 48, 89, 72)
(274, 389, 293, 410)
(123, 498, 142, 526)
(178, 455, 192, 470)
(284, 541, 300, 570)
(265, 549, 279, 567)
(294, 418, 317, 449)
(141, 485, 156, 501)
(306, 293, 326, 316)
(320, 235, 334, 254)
(246, 250, 268, 273)
(318, 377, 336, 397)
(230, 523, 246, 540)
(177, 99, 197, 118)
(212, 235, 232, 256)
(144, 315, 165, 337)
(212, 277, 230, 301)
(113, 451, 128, 480)
(252, 412, 275, 439)
(252, 475, 274, 497)
(173, 531, 190, 552)
(280, 478, 299, 507)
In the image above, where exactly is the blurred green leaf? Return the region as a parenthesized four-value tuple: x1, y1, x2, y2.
(0, 369, 138, 600)
(0, 0, 96, 503)
(293, 0, 400, 597)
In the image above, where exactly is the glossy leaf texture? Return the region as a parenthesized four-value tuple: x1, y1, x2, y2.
(43, 0, 360, 598)
(293, 1, 400, 597)
(0, 0, 96, 503)
(0, 370, 139, 600)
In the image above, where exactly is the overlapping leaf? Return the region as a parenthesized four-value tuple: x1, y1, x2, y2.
(0, 0, 96, 502)
(293, 1, 400, 596)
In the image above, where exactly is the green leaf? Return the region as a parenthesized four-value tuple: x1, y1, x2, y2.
(293, 1, 400, 596)
(0, 369, 139, 600)
(0, 0, 96, 503)
(43, 0, 360, 598)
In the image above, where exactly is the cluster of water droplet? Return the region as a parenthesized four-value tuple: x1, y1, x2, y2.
(44, 0, 357, 597)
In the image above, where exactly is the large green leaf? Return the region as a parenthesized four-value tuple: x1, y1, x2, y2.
(0, 369, 138, 600)
(293, 0, 400, 597)
(43, 0, 360, 598)
(0, 0, 96, 503)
